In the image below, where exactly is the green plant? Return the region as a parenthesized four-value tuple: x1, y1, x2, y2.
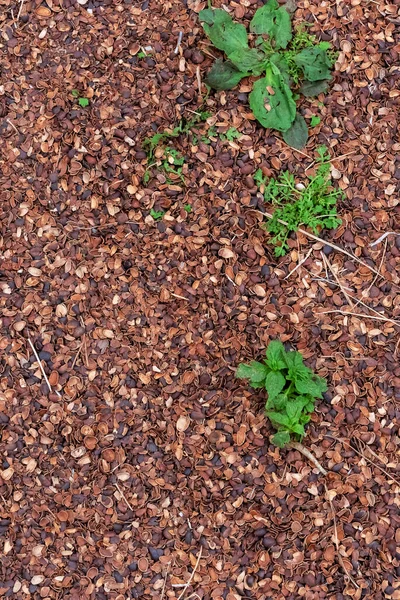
(236, 340, 327, 448)
(78, 97, 89, 108)
(184, 204, 192, 213)
(150, 208, 164, 221)
(137, 51, 146, 58)
(310, 115, 321, 127)
(220, 127, 241, 142)
(255, 146, 343, 256)
(199, 1, 335, 148)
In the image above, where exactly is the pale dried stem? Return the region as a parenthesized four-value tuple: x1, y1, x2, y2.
(28, 336, 62, 397)
(288, 441, 327, 476)
(177, 547, 203, 600)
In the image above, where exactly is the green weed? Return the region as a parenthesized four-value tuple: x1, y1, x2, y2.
(236, 340, 327, 448)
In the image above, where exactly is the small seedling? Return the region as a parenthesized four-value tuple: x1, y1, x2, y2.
(137, 51, 146, 58)
(71, 89, 79, 98)
(78, 97, 89, 108)
(219, 127, 242, 142)
(255, 146, 343, 256)
(310, 115, 321, 127)
(236, 340, 328, 473)
(150, 208, 164, 221)
(184, 204, 192, 213)
(199, 1, 335, 148)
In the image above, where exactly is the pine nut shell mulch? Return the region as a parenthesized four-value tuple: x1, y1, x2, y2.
(1, 0, 400, 599)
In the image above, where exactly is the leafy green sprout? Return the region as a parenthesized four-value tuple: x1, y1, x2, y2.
(255, 146, 343, 256)
(310, 115, 321, 127)
(137, 51, 146, 58)
(150, 208, 165, 221)
(199, 1, 335, 148)
(236, 340, 327, 449)
(184, 204, 192, 213)
(71, 90, 89, 107)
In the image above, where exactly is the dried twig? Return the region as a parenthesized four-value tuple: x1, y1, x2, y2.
(322, 253, 355, 308)
(284, 248, 313, 279)
(370, 231, 400, 247)
(6, 119, 19, 134)
(27, 336, 62, 397)
(289, 441, 327, 475)
(160, 563, 170, 600)
(325, 484, 360, 588)
(114, 482, 134, 512)
(17, 0, 25, 21)
(176, 547, 203, 600)
(174, 31, 183, 54)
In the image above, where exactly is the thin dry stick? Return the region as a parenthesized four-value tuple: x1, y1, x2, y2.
(370, 231, 400, 247)
(6, 119, 19, 134)
(319, 309, 400, 327)
(289, 441, 327, 476)
(284, 248, 313, 279)
(322, 253, 355, 308)
(326, 436, 400, 487)
(115, 482, 134, 512)
(71, 341, 84, 369)
(174, 31, 183, 54)
(171, 292, 189, 301)
(176, 547, 203, 600)
(160, 563, 170, 600)
(196, 65, 202, 95)
(28, 337, 62, 398)
(325, 484, 360, 589)
(17, 0, 25, 21)
(250, 210, 384, 279)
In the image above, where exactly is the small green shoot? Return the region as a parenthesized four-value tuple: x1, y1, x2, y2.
(137, 51, 146, 58)
(71, 89, 79, 98)
(219, 127, 242, 142)
(78, 97, 90, 108)
(150, 208, 165, 221)
(236, 340, 327, 448)
(255, 146, 343, 256)
(199, 1, 336, 147)
(310, 115, 321, 127)
(184, 204, 192, 213)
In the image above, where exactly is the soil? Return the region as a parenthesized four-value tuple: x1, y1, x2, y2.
(1, 0, 400, 599)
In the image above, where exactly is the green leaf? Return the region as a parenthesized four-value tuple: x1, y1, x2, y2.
(71, 89, 79, 97)
(295, 376, 327, 398)
(293, 47, 333, 81)
(286, 398, 307, 422)
(265, 371, 286, 400)
(250, 0, 292, 49)
(272, 430, 291, 447)
(150, 208, 165, 221)
(236, 361, 268, 385)
(205, 59, 247, 90)
(299, 79, 330, 97)
(78, 97, 89, 107)
(310, 115, 321, 127)
(282, 113, 308, 149)
(290, 423, 305, 436)
(228, 47, 266, 75)
(249, 69, 296, 132)
(200, 8, 249, 56)
(265, 340, 286, 371)
(267, 411, 291, 428)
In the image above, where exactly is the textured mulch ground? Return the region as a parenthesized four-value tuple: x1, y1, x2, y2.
(1, 0, 400, 599)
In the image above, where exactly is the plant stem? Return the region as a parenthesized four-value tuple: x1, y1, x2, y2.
(289, 441, 327, 475)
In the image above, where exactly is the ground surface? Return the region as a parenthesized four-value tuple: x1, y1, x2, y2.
(1, 0, 400, 599)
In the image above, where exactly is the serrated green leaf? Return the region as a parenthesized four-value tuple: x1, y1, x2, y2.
(250, 0, 292, 49)
(78, 97, 89, 107)
(282, 113, 308, 149)
(295, 376, 327, 398)
(200, 8, 249, 56)
(266, 393, 287, 411)
(286, 399, 304, 422)
(265, 371, 286, 400)
(228, 47, 266, 75)
(249, 69, 296, 131)
(267, 411, 291, 428)
(272, 430, 291, 447)
(236, 361, 268, 385)
(265, 340, 286, 371)
(293, 47, 333, 81)
(299, 79, 330, 97)
(205, 59, 247, 90)
(290, 423, 305, 436)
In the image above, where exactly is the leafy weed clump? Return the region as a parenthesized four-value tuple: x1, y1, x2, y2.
(236, 340, 327, 448)
(199, 0, 336, 148)
(255, 146, 343, 256)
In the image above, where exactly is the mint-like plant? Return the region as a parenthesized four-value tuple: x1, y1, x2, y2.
(199, 1, 335, 148)
(236, 341, 327, 470)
